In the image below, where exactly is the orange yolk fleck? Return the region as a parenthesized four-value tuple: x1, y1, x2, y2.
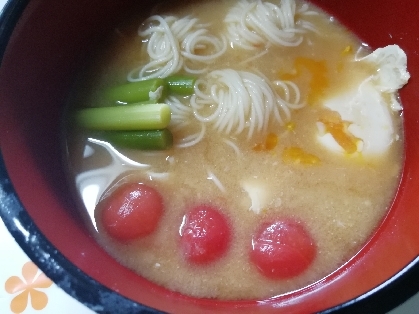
(253, 133, 278, 151)
(279, 57, 329, 105)
(265, 133, 278, 150)
(319, 110, 360, 155)
(285, 121, 296, 131)
(341, 45, 353, 56)
(282, 147, 320, 165)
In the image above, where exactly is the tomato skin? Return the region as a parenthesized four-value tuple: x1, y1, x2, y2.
(179, 205, 231, 265)
(250, 219, 316, 279)
(98, 183, 164, 242)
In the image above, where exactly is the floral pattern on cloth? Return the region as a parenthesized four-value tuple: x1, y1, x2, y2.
(4, 261, 53, 313)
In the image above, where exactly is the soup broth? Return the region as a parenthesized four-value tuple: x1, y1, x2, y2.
(66, 0, 405, 300)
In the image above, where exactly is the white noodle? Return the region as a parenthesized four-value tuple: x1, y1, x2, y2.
(128, 15, 227, 81)
(166, 95, 193, 126)
(164, 70, 303, 148)
(273, 80, 304, 109)
(206, 169, 226, 193)
(146, 171, 170, 180)
(164, 96, 206, 148)
(190, 69, 304, 140)
(175, 123, 207, 148)
(129, 16, 182, 80)
(223, 138, 242, 157)
(239, 46, 270, 65)
(224, 0, 318, 50)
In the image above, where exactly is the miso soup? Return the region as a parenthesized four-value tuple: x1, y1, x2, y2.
(65, 0, 408, 300)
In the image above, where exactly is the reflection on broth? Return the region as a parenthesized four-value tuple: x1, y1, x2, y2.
(66, 0, 408, 300)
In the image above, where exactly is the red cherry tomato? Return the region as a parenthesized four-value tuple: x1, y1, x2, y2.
(250, 219, 316, 279)
(179, 205, 231, 265)
(98, 183, 164, 242)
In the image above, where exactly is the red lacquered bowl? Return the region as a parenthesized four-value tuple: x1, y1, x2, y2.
(1, 0, 418, 313)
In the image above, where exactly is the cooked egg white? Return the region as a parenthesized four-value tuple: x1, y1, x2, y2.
(317, 45, 409, 157)
(241, 179, 272, 214)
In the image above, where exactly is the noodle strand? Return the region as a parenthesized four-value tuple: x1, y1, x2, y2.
(128, 15, 227, 81)
(224, 0, 318, 50)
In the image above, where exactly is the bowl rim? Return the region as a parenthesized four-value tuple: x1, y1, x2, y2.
(1, 0, 419, 313)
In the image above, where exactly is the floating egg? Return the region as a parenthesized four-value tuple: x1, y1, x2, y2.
(317, 45, 409, 157)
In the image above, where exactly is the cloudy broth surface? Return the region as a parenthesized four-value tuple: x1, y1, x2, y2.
(66, 0, 404, 300)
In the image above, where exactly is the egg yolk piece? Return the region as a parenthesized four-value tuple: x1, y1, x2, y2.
(280, 57, 329, 105)
(253, 132, 278, 151)
(318, 110, 361, 155)
(282, 147, 320, 165)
